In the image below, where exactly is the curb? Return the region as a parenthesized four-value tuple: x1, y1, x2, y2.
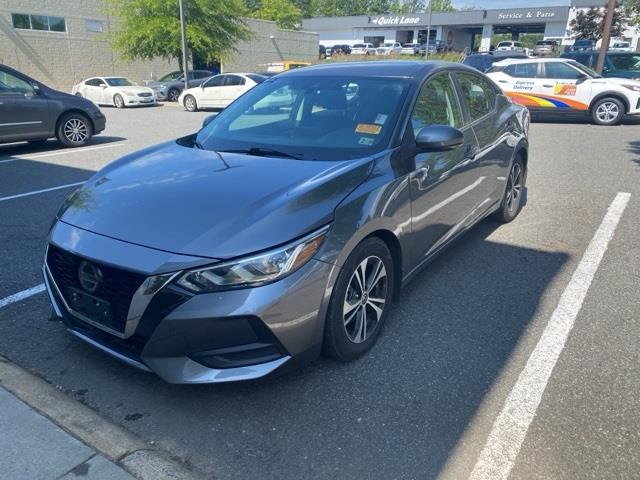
(0, 356, 205, 480)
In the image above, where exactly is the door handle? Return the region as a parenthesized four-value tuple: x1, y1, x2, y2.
(542, 84, 554, 88)
(498, 80, 508, 83)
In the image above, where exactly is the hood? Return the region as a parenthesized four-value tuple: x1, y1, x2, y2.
(57, 141, 373, 259)
(603, 73, 640, 81)
(118, 85, 154, 95)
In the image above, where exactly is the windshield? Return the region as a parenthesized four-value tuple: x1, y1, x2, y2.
(353, 44, 366, 48)
(568, 60, 602, 78)
(609, 54, 640, 70)
(196, 75, 410, 161)
(106, 77, 135, 87)
(160, 72, 182, 82)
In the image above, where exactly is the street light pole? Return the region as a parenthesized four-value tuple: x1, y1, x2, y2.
(179, 0, 189, 90)
(425, 0, 433, 59)
(596, 0, 616, 74)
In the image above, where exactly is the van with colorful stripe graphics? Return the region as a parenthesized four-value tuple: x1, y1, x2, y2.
(486, 58, 640, 126)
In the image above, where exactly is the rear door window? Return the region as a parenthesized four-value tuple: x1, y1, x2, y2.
(503, 63, 538, 78)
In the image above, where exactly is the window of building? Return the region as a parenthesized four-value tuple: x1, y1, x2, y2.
(85, 19, 103, 33)
(11, 13, 66, 32)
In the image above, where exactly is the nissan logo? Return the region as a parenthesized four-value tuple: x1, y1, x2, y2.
(78, 261, 103, 293)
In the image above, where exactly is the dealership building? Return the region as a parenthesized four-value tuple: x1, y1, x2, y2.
(303, 0, 640, 52)
(0, 0, 318, 91)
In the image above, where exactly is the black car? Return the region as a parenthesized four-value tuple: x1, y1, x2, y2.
(570, 39, 595, 51)
(331, 44, 352, 55)
(462, 52, 528, 73)
(319, 45, 327, 59)
(0, 64, 105, 147)
(561, 51, 640, 80)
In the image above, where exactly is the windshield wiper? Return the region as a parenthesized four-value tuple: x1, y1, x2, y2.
(220, 147, 304, 160)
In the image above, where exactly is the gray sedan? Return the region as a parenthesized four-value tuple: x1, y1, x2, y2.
(144, 70, 213, 101)
(44, 62, 529, 383)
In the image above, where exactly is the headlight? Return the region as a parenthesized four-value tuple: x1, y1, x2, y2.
(622, 84, 640, 92)
(176, 227, 329, 292)
(123, 91, 136, 96)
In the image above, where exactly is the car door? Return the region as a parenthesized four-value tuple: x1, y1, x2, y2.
(0, 68, 51, 141)
(407, 72, 482, 262)
(455, 71, 513, 203)
(536, 61, 591, 111)
(198, 75, 225, 107)
(491, 61, 539, 105)
(221, 75, 246, 107)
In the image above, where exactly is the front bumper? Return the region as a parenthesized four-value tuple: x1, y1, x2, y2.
(123, 97, 157, 106)
(151, 90, 168, 100)
(43, 222, 333, 383)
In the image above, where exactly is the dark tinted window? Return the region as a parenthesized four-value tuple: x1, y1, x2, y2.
(456, 73, 497, 122)
(203, 75, 224, 88)
(411, 74, 462, 134)
(49, 16, 66, 32)
(30, 15, 48, 30)
(195, 71, 212, 78)
(542, 62, 582, 79)
(246, 74, 266, 84)
(85, 78, 101, 87)
(608, 54, 640, 71)
(569, 53, 593, 67)
(224, 75, 245, 86)
(11, 14, 30, 29)
(503, 63, 538, 78)
(462, 55, 493, 72)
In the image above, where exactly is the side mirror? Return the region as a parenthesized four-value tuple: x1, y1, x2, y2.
(576, 73, 588, 83)
(99, 83, 107, 88)
(415, 125, 464, 151)
(202, 114, 218, 128)
(31, 83, 41, 95)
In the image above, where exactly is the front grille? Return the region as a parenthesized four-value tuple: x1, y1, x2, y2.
(47, 245, 146, 334)
(138, 92, 153, 97)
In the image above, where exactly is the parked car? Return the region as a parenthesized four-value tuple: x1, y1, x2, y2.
(570, 39, 595, 51)
(351, 43, 376, 55)
(376, 42, 402, 55)
(331, 44, 352, 55)
(420, 39, 447, 55)
(610, 41, 633, 52)
(0, 64, 105, 147)
(400, 43, 420, 55)
(487, 57, 640, 125)
(144, 70, 213, 102)
(43, 61, 529, 384)
(461, 52, 528, 73)
(72, 77, 156, 108)
(533, 40, 558, 56)
(495, 41, 525, 53)
(561, 51, 640, 80)
(179, 73, 265, 111)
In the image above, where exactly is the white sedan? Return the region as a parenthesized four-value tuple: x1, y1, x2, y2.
(72, 77, 156, 108)
(179, 73, 266, 111)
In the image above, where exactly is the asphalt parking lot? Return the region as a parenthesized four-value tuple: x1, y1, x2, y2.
(1, 104, 639, 480)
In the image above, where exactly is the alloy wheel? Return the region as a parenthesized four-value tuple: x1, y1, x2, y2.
(343, 256, 388, 344)
(185, 96, 196, 111)
(63, 118, 89, 144)
(168, 89, 180, 102)
(114, 95, 124, 108)
(505, 161, 523, 214)
(595, 101, 619, 124)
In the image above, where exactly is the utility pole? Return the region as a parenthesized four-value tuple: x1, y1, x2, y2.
(179, 0, 189, 90)
(596, 0, 616, 73)
(425, 0, 433, 59)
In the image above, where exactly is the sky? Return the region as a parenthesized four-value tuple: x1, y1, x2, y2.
(452, 0, 569, 8)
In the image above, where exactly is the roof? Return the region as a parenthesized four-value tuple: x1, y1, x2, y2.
(281, 61, 471, 78)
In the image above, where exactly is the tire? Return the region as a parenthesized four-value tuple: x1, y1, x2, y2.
(591, 97, 625, 126)
(56, 113, 93, 147)
(323, 237, 395, 361)
(74, 92, 82, 97)
(168, 88, 180, 102)
(492, 155, 526, 223)
(184, 94, 198, 112)
(113, 94, 125, 109)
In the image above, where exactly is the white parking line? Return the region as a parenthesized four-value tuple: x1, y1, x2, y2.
(469, 192, 631, 480)
(0, 182, 85, 202)
(0, 284, 46, 309)
(0, 143, 125, 164)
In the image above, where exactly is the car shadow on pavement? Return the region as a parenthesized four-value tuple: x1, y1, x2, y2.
(0, 136, 126, 159)
(628, 140, 640, 169)
(27, 216, 569, 480)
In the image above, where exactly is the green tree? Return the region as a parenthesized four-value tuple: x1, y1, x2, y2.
(104, 0, 250, 69)
(568, 3, 626, 40)
(627, 0, 640, 25)
(252, 0, 303, 29)
(428, 0, 455, 12)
